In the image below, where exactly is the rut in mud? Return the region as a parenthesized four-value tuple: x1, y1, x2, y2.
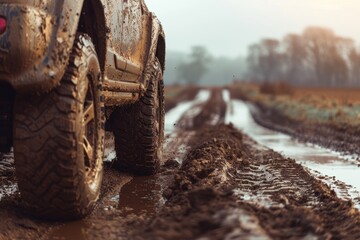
(0, 88, 359, 239)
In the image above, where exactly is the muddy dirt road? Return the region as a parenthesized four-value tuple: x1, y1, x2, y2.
(1, 88, 360, 239)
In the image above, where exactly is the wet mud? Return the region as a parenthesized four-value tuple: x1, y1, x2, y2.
(0, 88, 359, 239)
(165, 86, 200, 112)
(224, 97, 360, 209)
(130, 124, 360, 239)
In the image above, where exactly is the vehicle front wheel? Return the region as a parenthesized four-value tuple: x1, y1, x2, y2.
(13, 34, 104, 219)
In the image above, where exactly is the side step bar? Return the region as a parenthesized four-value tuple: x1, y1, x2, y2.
(103, 78, 145, 106)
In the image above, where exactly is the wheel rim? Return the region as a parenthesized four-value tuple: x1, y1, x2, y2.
(82, 78, 98, 183)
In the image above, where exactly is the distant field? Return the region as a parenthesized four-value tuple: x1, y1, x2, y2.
(231, 82, 360, 103)
(293, 87, 360, 103)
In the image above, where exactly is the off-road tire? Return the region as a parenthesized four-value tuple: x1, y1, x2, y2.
(112, 58, 164, 175)
(13, 34, 104, 219)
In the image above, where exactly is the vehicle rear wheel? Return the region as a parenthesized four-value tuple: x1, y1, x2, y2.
(13, 34, 104, 219)
(112, 58, 164, 175)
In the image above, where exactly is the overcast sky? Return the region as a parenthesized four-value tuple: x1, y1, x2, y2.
(146, 0, 360, 58)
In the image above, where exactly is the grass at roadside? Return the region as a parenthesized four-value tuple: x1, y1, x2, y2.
(230, 82, 360, 129)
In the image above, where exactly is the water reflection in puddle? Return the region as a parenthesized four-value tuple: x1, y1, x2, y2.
(117, 176, 164, 217)
(223, 90, 360, 208)
(47, 175, 165, 240)
(46, 221, 91, 240)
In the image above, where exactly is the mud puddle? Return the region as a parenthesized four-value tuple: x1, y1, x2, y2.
(223, 90, 360, 208)
(45, 221, 91, 240)
(116, 176, 164, 216)
(46, 150, 164, 239)
(46, 175, 164, 240)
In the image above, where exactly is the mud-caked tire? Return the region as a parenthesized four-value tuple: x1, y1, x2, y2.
(112, 58, 164, 175)
(13, 34, 105, 219)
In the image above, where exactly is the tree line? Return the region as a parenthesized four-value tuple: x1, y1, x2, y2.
(165, 47, 245, 86)
(246, 26, 360, 87)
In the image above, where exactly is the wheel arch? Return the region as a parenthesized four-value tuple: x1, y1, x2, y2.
(77, 0, 107, 73)
(142, 15, 166, 88)
(156, 34, 166, 74)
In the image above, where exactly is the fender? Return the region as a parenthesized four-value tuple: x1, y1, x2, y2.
(0, 0, 84, 93)
(142, 13, 166, 89)
(103, 13, 166, 106)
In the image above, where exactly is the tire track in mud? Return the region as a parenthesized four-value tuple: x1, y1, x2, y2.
(129, 89, 360, 239)
(164, 88, 224, 164)
(106, 89, 359, 239)
(132, 124, 360, 240)
(224, 93, 360, 209)
(233, 138, 360, 239)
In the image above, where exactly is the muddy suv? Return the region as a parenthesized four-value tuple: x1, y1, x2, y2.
(0, 0, 165, 219)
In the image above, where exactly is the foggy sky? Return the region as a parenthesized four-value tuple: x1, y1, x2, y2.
(146, 0, 360, 58)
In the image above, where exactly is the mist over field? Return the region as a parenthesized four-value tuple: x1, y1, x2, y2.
(147, 0, 360, 58)
(148, 0, 360, 87)
(165, 26, 360, 87)
(164, 50, 246, 86)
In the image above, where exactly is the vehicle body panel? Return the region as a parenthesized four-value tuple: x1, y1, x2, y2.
(103, 0, 150, 85)
(0, 0, 82, 92)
